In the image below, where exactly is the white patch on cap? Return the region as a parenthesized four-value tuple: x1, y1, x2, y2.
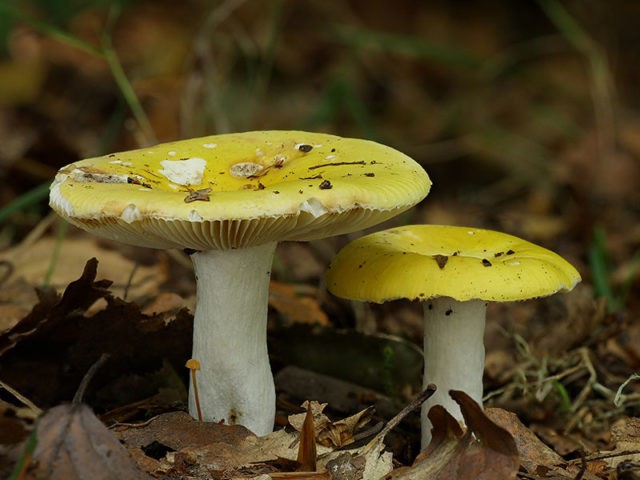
(49, 176, 75, 216)
(230, 162, 264, 178)
(159, 158, 207, 185)
(121, 204, 142, 223)
(168, 151, 177, 156)
(168, 183, 179, 190)
(299, 197, 327, 218)
(203, 143, 217, 149)
(325, 155, 336, 160)
(189, 210, 203, 222)
(255, 148, 265, 157)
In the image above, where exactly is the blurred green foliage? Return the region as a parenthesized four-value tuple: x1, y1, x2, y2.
(589, 226, 640, 313)
(0, 0, 131, 55)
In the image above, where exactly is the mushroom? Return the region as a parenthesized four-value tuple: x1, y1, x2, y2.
(325, 224, 581, 447)
(49, 130, 431, 436)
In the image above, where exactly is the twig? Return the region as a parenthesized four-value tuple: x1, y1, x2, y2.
(570, 348, 600, 413)
(573, 450, 586, 480)
(122, 262, 140, 301)
(362, 384, 436, 453)
(615, 374, 640, 407)
(0, 380, 42, 417)
(72, 353, 111, 406)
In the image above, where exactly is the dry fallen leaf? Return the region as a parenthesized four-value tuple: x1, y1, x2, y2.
(289, 400, 375, 449)
(113, 411, 253, 452)
(0, 276, 39, 331)
(0, 258, 192, 410)
(297, 404, 318, 472)
(269, 280, 329, 327)
(388, 390, 519, 480)
(25, 403, 153, 480)
(0, 399, 32, 445)
(599, 417, 640, 470)
(113, 411, 253, 477)
(118, 407, 390, 479)
(485, 407, 563, 474)
(0, 235, 167, 321)
(485, 408, 604, 479)
(0, 257, 112, 357)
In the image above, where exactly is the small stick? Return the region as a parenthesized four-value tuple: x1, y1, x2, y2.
(186, 359, 203, 421)
(362, 384, 437, 454)
(73, 353, 110, 406)
(0, 380, 42, 417)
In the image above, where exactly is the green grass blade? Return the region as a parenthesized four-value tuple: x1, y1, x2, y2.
(42, 219, 68, 287)
(0, 182, 51, 224)
(0, 4, 103, 57)
(101, 5, 157, 146)
(588, 225, 619, 312)
(552, 380, 571, 413)
(7, 421, 39, 480)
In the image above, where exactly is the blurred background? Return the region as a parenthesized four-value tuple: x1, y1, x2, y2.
(2, 1, 639, 252)
(1, 0, 639, 458)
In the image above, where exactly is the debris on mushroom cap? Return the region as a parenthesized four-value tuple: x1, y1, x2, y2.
(326, 225, 581, 303)
(49, 131, 431, 250)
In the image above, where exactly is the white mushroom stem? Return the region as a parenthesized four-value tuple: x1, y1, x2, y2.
(189, 242, 277, 436)
(421, 297, 487, 448)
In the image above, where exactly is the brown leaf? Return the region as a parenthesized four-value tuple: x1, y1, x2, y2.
(325, 453, 366, 480)
(0, 236, 168, 333)
(389, 391, 519, 480)
(116, 408, 391, 479)
(113, 411, 253, 452)
(425, 401, 465, 455)
(269, 472, 331, 480)
(0, 400, 31, 445)
(483, 408, 603, 480)
(297, 404, 318, 471)
(289, 401, 331, 435)
(0, 258, 111, 356)
(0, 258, 192, 410)
(595, 417, 640, 470)
(269, 281, 329, 326)
(289, 400, 374, 448)
(451, 390, 518, 458)
(485, 408, 563, 474)
(25, 403, 152, 480)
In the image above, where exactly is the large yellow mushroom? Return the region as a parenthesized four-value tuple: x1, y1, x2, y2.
(325, 224, 581, 447)
(49, 130, 431, 435)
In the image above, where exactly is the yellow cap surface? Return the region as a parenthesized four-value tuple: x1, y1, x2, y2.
(50, 131, 431, 249)
(326, 225, 581, 302)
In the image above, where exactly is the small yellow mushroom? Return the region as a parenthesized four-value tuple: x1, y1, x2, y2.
(185, 359, 202, 422)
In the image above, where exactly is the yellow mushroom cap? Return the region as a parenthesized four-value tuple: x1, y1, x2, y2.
(49, 131, 431, 250)
(326, 225, 581, 303)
